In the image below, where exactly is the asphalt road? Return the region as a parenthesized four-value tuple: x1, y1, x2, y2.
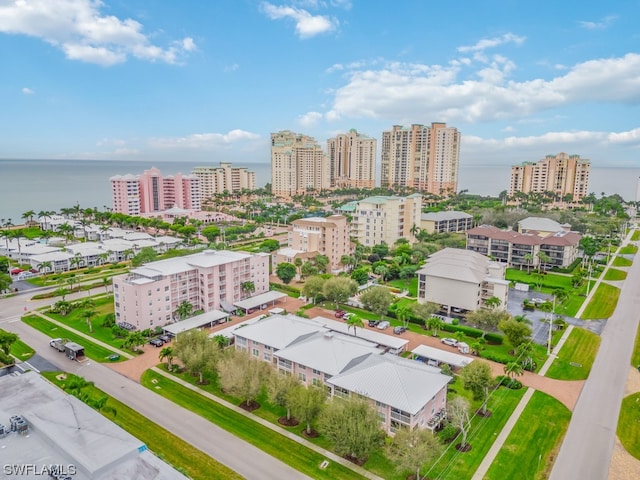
(550, 244, 640, 480)
(0, 290, 311, 480)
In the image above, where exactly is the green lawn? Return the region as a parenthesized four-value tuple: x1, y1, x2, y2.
(22, 314, 123, 362)
(618, 393, 640, 460)
(418, 387, 527, 480)
(560, 282, 587, 317)
(545, 327, 600, 380)
(484, 391, 571, 480)
(581, 283, 621, 319)
(604, 268, 628, 281)
(10, 338, 35, 361)
(42, 372, 241, 480)
(632, 323, 640, 368)
(632, 230, 640, 241)
(613, 256, 633, 267)
(619, 245, 638, 255)
(387, 277, 418, 297)
(505, 269, 574, 290)
(141, 370, 366, 480)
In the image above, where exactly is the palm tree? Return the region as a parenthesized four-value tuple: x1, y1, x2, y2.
(57, 223, 75, 245)
(504, 361, 524, 380)
(523, 253, 534, 273)
(213, 334, 229, 349)
(38, 261, 53, 278)
(22, 210, 35, 226)
(82, 309, 97, 333)
(515, 342, 535, 371)
(159, 346, 174, 368)
(175, 301, 193, 321)
(346, 315, 364, 336)
(241, 281, 255, 298)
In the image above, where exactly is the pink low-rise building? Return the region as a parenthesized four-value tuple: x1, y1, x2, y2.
(113, 250, 269, 330)
(233, 313, 450, 434)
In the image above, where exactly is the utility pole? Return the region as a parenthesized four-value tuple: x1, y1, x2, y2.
(547, 296, 556, 356)
(585, 262, 593, 297)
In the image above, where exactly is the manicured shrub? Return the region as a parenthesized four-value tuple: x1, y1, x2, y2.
(496, 375, 523, 389)
(438, 424, 459, 444)
(479, 351, 514, 365)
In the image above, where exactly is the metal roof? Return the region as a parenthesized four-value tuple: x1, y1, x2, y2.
(327, 354, 450, 415)
(411, 345, 473, 368)
(308, 316, 409, 350)
(518, 217, 564, 233)
(421, 210, 473, 221)
(232, 313, 320, 350)
(163, 310, 229, 335)
(233, 291, 287, 310)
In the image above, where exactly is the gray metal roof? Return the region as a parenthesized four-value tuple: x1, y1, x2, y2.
(308, 316, 409, 350)
(163, 310, 229, 335)
(416, 248, 491, 283)
(327, 354, 451, 415)
(232, 314, 321, 350)
(518, 217, 564, 233)
(421, 211, 473, 221)
(0, 372, 187, 480)
(411, 345, 473, 368)
(233, 291, 287, 310)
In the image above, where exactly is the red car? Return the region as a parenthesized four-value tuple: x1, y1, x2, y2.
(335, 310, 346, 318)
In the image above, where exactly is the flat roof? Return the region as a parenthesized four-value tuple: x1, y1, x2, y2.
(164, 310, 229, 335)
(0, 372, 187, 480)
(411, 345, 473, 368)
(234, 291, 287, 310)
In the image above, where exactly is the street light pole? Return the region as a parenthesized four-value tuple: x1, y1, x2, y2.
(547, 296, 555, 356)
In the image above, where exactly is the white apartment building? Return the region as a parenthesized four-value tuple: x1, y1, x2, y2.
(417, 248, 509, 315)
(349, 194, 423, 246)
(113, 250, 270, 330)
(381, 123, 460, 195)
(192, 162, 257, 199)
(271, 131, 330, 197)
(327, 129, 377, 189)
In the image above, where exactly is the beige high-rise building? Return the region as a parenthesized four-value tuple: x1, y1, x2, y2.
(381, 123, 460, 195)
(327, 129, 376, 189)
(192, 162, 256, 199)
(509, 153, 590, 202)
(349, 194, 423, 246)
(271, 131, 330, 197)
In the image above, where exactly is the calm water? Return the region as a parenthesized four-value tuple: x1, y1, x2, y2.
(1, 158, 638, 223)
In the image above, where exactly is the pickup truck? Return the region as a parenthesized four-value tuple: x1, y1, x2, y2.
(50, 338, 67, 352)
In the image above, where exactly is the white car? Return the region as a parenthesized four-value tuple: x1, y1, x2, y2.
(441, 338, 458, 347)
(377, 321, 390, 330)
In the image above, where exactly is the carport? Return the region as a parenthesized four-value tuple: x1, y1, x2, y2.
(163, 310, 230, 336)
(233, 291, 287, 314)
(411, 344, 472, 370)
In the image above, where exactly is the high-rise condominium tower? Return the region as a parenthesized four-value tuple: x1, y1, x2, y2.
(326, 129, 377, 189)
(192, 162, 256, 199)
(271, 131, 330, 197)
(509, 153, 590, 202)
(381, 122, 460, 195)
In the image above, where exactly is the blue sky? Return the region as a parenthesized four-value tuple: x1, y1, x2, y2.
(1, 0, 640, 168)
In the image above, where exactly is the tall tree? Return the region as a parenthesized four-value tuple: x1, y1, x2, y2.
(0, 330, 18, 355)
(498, 318, 532, 350)
(447, 397, 472, 450)
(345, 315, 364, 336)
(322, 276, 358, 307)
(460, 360, 494, 416)
(287, 384, 326, 435)
(159, 346, 174, 368)
(359, 286, 393, 320)
(319, 397, 384, 463)
(386, 427, 444, 480)
(276, 262, 297, 284)
(267, 372, 301, 423)
(301, 276, 326, 304)
(218, 349, 270, 408)
(81, 309, 97, 333)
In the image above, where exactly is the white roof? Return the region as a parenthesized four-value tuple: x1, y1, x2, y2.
(518, 217, 564, 233)
(416, 248, 492, 284)
(327, 354, 450, 415)
(421, 211, 473, 221)
(155, 236, 182, 245)
(211, 315, 266, 339)
(234, 291, 287, 310)
(232, 314, 321, 350)
(101, 238, 136, 251)
(66, 242, 106, 256)
(31, 251, 74, 262)
(19, 244, 60, 255)
(411, 345, 473, 368)
(276, 247, 305, 257)
(308, 316, 409, 350)
(275, 331, 382, 376)
(186, 250, 252, 268)
(123, 232, 154, 241)
(164, 310, 229, 335)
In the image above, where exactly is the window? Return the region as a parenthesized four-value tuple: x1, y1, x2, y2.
(298, 373, 306, 382)
(252, 348, 259, 357)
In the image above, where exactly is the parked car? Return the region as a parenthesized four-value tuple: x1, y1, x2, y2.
(149, 338, 164, 347)
(393, 326, 407, 335)
(377, 321, 390, 330)
(158, 334, 172, 343)
(343, 313, 355, 320)
(335, 310, 346, 318)
(441, 337, 458, 347)
(368, 320, 379, 327)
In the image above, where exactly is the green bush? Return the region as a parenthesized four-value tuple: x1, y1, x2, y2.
(438, 424, 459, 444)
(496, 375, 523, 389)
(0, 351, 14, 365)
(441, 324, 504, 344)
(550, 257, 582, 274)
(480, 351, 514, 365)
(485, 332, 504, 345)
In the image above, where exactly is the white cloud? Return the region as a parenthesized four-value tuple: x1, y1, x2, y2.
(324, 52, 640, 124)
(21, 87, 34, 94)
(579, 15, 618, 30)
(457, 33, 525, 53)
(298, 111, 323, 127)
(261, 2, 337, 38)
(149, 129, 261, 149)
(0, 0, 195, 65)
(224, 63, 239, 72)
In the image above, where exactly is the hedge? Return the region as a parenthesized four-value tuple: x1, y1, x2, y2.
(479, 350, 514, 364)
(550, 257, 582, 274)
(496, 375, 523, 389)
(441, 324, 504, 345)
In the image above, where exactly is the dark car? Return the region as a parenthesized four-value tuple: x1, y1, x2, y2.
(149, 338, 164, 347)
(368, 320, 379, 327)
(393, 326, 407, 335)
(158, 334, 172, 343)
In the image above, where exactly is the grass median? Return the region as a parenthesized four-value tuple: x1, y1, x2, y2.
(604, 268, 628, 281)
(545, 327, 600, 380)
(10, 338, 35, 361)
(22, 314, 122, 362)
(42, 371, 241, 480)
(581, 283, 621, 319)
(484, 390, 571, 480)
(141, 369, 366, 480)
(617, 392, 640, 460)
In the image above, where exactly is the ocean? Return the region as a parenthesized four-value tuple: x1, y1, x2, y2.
(1, 158, 638, 223)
